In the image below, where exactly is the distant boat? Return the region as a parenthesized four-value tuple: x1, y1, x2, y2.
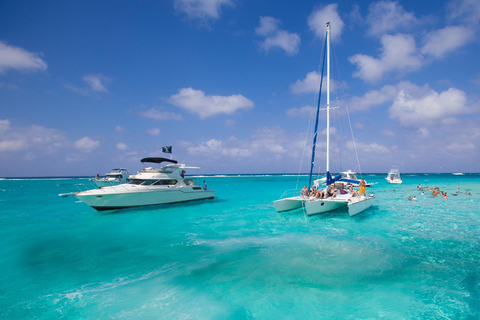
(273, 22, 374, 217)
(92, 168, 129, 188)
(452, 172, 465, 176)
(386, 167, 402, 184)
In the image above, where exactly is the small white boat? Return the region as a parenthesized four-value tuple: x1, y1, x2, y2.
(93, 168, 129, 188)
(386, 167, 402, 184)
(452, 172, 465, 176)
(274, 22, 374, 217)
(337, 170, 373, 187)
(74, 157, 214, 211)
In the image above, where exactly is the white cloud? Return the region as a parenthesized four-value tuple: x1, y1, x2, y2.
(346, 141, 390, 154)
(365, 1, 417, 37)
(448, 0, 480, 26)
(174, 0, 234, 20)
(187, 127, 307, 162)
(416, 127, 430, 138)
(116, 142, 128, 151)
(381, 129, 396, 137)
(421, 26, 474, 59)
(389, 87, 471, 126)
(168, 87, 254, 119)
(290, 71, 344, 95)
(224, 119, 235, 127)
(74, 137, 99, 153)
(0, 42, 47, 74)
(148, 128, 161, 136)
(349, 34, 422, 82)
(140, 108, 183, 121)
(308, 4, 345, 41)
(286, 105, 315, 118)
(290, 71, 320, 94)
(0, 119, 67, 153)
(82, 74, 110, 92)
(115, 125, 126, 133)
(348, 84, 398, 111)
(255, 16, 300, 56)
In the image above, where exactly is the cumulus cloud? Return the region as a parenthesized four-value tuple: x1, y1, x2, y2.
(389, 87, 471, 126)
(286, 105, 315, 118)
(187, 127, 306, 161)
(255, 16, 300, 55)
(381, 129, 396, 137)
(174, 0, 234, 21)
(0, 119, 67, 153)
(0, 42, 47, 74)
(421, 26, 474, 59)
(148, 128, 161, 136)
(74, 137, 100, 153)
(168, 87, 254, 119)
(365, 1, 418, 37)
(347, 81, 478, 127)
(66, 74, 111, 94)
(448, 0, 480, 26)
(349, 34, 422, 82)
(82, 74, 110, 92)
(346, 141, 390, 154)
(116, 142, 128, 151)
(140, 108, 183, 121)
(290, 71, 344, 94)
(115, 125, 126, 133)
(308, 4, 345, 41)
(348, 84, 398, 111)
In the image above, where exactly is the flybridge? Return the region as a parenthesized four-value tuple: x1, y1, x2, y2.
(140, 157, 178, 165)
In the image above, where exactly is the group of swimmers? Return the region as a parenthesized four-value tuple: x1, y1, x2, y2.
(300, 178, 367, 200)
(412, 184, 472, 200)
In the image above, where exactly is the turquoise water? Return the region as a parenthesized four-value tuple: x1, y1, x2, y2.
(1, 174, 479, 319)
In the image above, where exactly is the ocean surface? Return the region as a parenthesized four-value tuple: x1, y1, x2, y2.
(1, 174, 479, 319)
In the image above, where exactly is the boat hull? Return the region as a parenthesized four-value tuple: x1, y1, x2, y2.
(76, 186, 215, 211)
(273, 196, 305, 212)
(347, 196, 374, 216)
(304, 197, 348, 216)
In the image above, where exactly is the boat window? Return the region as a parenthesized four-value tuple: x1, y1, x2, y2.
(152, 179, 178, 185)
(142, 180, 158, 185)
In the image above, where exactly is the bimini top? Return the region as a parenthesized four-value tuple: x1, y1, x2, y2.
(140, 157, 178, 165)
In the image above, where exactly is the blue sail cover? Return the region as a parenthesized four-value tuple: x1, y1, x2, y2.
(325, 172, 342, 185)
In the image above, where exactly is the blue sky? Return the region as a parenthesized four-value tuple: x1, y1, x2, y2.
(1, 0, 479, 176)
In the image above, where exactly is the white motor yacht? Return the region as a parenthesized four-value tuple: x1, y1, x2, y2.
(386, 167, 402, 184)
(92, 168, 129, 188)
(75, 157, 214, 211)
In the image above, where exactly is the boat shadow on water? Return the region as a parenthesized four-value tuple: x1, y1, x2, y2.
(95, 197, 219, 215)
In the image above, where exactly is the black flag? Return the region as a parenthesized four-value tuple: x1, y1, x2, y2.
(162, 146, 172, 154)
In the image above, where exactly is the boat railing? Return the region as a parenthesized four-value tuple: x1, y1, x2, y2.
(57, 182, 97, 197)
(278, 189, 301, 199)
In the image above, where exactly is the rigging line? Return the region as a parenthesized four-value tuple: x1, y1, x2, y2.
(346, 107, 363, 178)
(296, 106, 314, 192)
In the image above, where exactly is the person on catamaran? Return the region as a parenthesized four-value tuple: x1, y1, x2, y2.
(349, 185, 358, 197)
(301, 186, 308, 197)
(359, 178, 366, 197)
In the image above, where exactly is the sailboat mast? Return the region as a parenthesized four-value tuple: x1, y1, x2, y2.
(326, 22, 331, 173)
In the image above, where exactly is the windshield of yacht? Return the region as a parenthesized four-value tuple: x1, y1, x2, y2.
(130, 179, 178, 185)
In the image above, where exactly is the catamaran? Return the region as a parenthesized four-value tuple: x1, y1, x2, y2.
(273, 22, 374, 217)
